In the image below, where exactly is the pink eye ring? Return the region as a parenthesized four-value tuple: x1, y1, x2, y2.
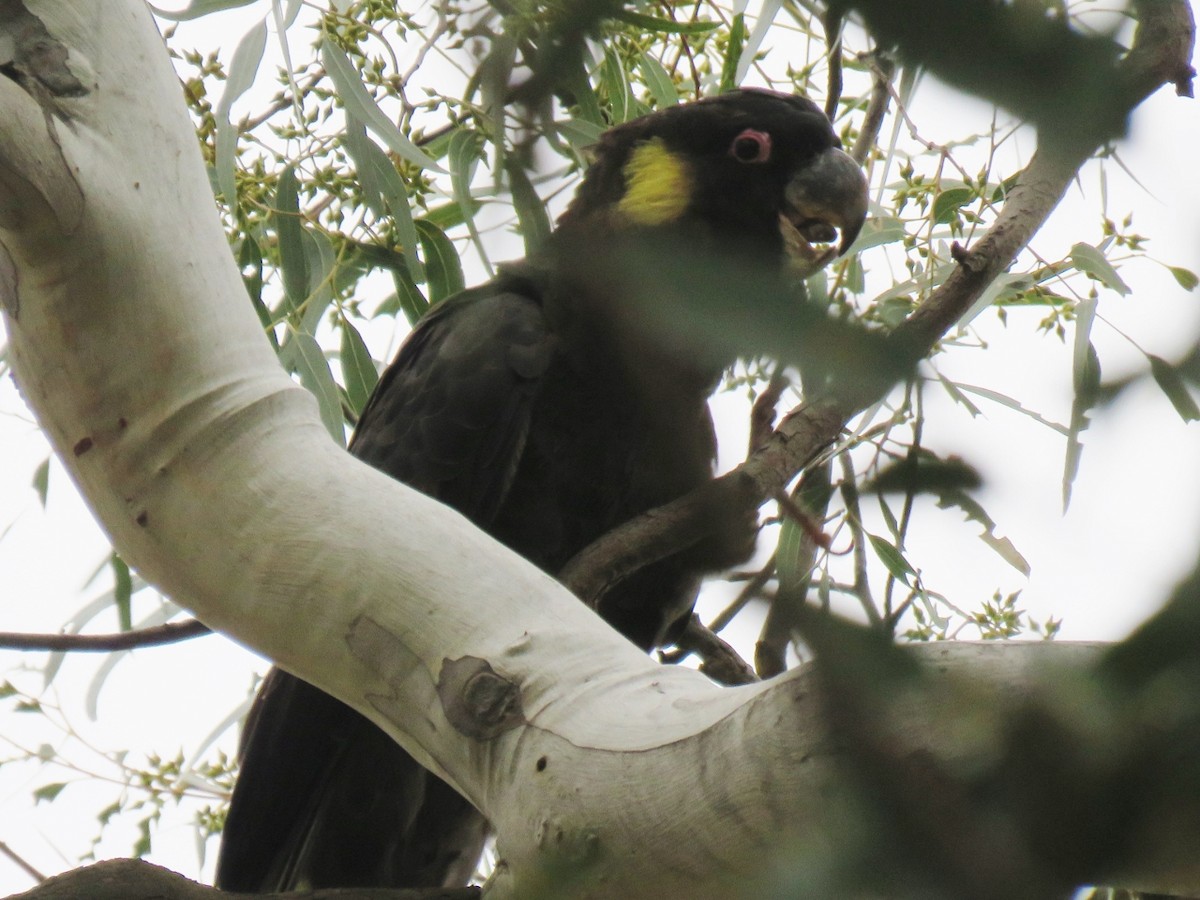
(729, 128, 772, 163)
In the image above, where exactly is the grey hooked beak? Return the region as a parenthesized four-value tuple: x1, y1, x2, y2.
(781, 147, 869, 272)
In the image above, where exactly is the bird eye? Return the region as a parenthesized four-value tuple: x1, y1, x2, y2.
(730, 129, 772, 164)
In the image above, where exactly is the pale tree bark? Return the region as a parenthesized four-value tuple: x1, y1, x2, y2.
(0, 2, 1198, 899)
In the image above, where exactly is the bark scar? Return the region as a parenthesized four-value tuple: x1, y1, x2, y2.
(438, 656, 525, 740)
(0, 0, 88, 108)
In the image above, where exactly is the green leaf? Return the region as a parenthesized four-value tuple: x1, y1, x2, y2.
(565, 58, 605, 127)
(936, 374, 983, 418)
(298, 230, 335, 334)
(213, 20, 266, 205)
(292, 332, 346, 445)
(978, 532, 1032, 577)
(32, 457, 49, 507)
(637, 53, 678, 109)
(990, 172, 1021, 203)
(719, 13, 746, 93)
(601, 46, 633, 124)
(216, 21, 267, 122)
(273, 166, 309, 308)
(134, 818, 152, 858)
(415, 220, 464, 304)
(867, 533, 915, 586)
(340, 120, 424, 284)
(556, 118, 606, 155)
(1070, 241, 1130, 295)
(419, 200, 481, 232)
(878, 496, 899, 539)
(1169, 265, 1199, 291)
(339, 321, 378, 416)
(953, 381, 1069, 435)
(97, 800, 122, 827)
(149, 0, 257, 21)
(1064, 298, 1100, 511)
(865, 454, 982, 495)
(111, 554, 133, 633)
(505, 158, 552, 256)
(848, 217, 905, 254)
(33, 783, 67, 804)
(447, 128, 490, 275)
(932, 187, 974, 225)
(775, 514, 808, 598)
(611, 10, 719, 34)
(240, 235, 277, 347)
(387, 264, 430, 326)
(1148, 354, 1200, 422)
(320, 40, 442, 172)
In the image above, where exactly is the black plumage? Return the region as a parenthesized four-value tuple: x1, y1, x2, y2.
(215, 89, 868, 891)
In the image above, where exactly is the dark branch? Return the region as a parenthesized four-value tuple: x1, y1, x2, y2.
(850, 52, 895, 166)
(662, 614, 757, 686)
(0, 619, 211, 652)
(4, 858, 481, 900)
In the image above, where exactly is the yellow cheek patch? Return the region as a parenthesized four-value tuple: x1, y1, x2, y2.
(616, 138, 691, 226)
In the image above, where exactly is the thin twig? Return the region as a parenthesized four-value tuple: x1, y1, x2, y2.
(749, 370, 788, 455)
(0, 620, 211, 652)
(708, 555, 776, 634)
(663, 615, 758, 686)
(0, 841, 45, 884)
(850, 52, 895, 165)
(838, 452, 882, 627)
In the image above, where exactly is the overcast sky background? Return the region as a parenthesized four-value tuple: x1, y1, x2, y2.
(0, 1, 1198, 893)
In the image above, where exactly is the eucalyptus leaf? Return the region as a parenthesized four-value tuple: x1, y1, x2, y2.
(505, 158, 552, 255)
(1169, 265, 1199, 291)
(340, 119, 424, 284)
(32, 783, 67, 804)
(214, 20, 266, 205)
(602, 46, 633, 125)
(388, 264, 430, 326)
(719, 13, 746, 93)
(420, 199, 482, 232)
(1064, 297, 1100, 511)
(1071, 242, 1130, 295)
(556, 117, 606, 155)
(273, 166, 309, 308)
(340, 320, 379, 416)
(867, 533, 915, 586)
(737, 0, 782, 86)
(32, 457, 49, 507)
(611, 10, 719, 34)
(448, 128, 491, 275)
(111, 554, 133, 632)
(932, 186, 973, 225)
(149, 0, 257, 21)
(637, 53, 678, 109)
(1148, 354, 1200, 423)
(216, 20, 267, 121)
(292, 331, 347, 444)
(321, 40, 442, 172)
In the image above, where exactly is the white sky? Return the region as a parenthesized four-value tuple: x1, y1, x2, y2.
(0, 2, 1198, 893)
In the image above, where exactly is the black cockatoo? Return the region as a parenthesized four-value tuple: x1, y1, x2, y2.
(215, 88, 868, 891)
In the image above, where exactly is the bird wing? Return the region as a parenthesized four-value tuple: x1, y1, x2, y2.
(349, 282, 555, 520)
(215, 285, 554, 891)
